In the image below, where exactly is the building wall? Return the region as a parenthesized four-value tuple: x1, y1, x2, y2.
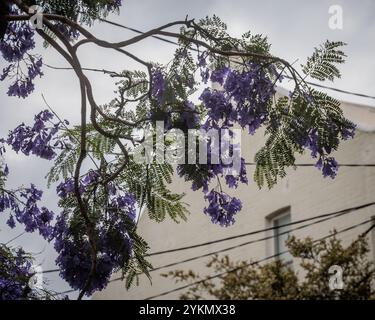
(93, 100, 375, 300)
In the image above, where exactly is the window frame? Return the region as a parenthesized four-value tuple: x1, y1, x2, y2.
(266, 207, 293, 264)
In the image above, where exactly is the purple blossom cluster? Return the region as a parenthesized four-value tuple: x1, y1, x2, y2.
(0, 6, 35, 62)
(54, 162, 137, 295)
(110, 193, 137, 221)
(106, 0, 123, 11)
(0, 105, 139, 296)
(200, 64, 275, 134)
(1, 103, 138, 295)
(192, 141, 248, 193)
(175, 61, 270, 226)
(198, 52, 210, 84)
(204, 190, 242, 226)
(181, 101, 200, 129)
(0, 183, 55, 241)
(53, 192, 136, 295)
(149, 62, 254, 226)
(1, 122, 55, 240)
(54, 157, 137, 295)
(151, 67, 167, 104)
(0, 5, 43, 98)
(178, 136, 248, 226)
(56, 170, 100, 198)
(0, 0, 124, 99)
(6, 110, 61, 160)
(0, 246, 34, 300)
(56, 171, 137, 221)
(199, 156, 247, 227)
(53, 213, 110, 296)
(53, 22, 80, 41)
(316, 157, 339, 178)
(298, 121, 355, 178)
(57, 167, 100, 192)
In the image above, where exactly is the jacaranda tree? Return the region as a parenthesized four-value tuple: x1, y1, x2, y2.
(0, 0, 356, 299)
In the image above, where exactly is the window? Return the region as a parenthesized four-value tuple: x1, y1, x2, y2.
(272, 211, 292, 264)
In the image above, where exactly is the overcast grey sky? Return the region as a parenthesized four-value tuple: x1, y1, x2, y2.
(0, 0, 374, 297)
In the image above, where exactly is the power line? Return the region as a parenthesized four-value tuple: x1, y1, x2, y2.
(43, 268, 60, 274)
(362, 221, 375, 236)
(54, 218, 374, 297)
(144, 218, 374, 300)
(45, 201, 375, 275)
(43, 200, 374, 278)
(245, 162, 375, 167)
(100, 18, 375, 101)
(114, 205, 358, 276)
(53, 288, 76, 296)
(3, 231, 26, 245)
(52, 205, 375, 297)
(146, 201, 375, 256)
(283, 75, 375, 100)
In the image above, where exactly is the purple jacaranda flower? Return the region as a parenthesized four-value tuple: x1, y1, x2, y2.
(181, 101, 200, 129)
(210, 67, 230, 85)
(204, 190, 242, 227)
(7, 110, 59, 160)
(151, 67, 166, 104)
(316, 157, 339, 179)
